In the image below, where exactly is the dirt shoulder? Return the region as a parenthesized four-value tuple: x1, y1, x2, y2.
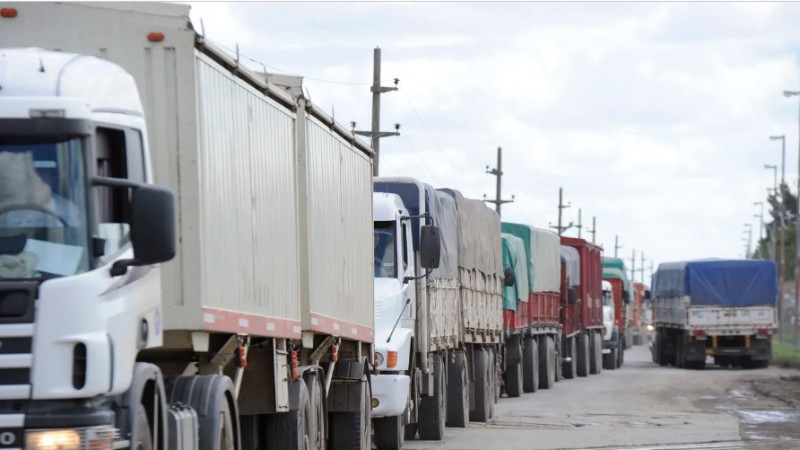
(751, 374, 800, 407)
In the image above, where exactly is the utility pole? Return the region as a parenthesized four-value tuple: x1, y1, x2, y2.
(614, 235, 622, 258)
(629, 249, 636, 282)
(483, 147, 514, 217)
(639, 252, 646, 283)
(549, 187, 573, 236)
(576, 208, 583, 239)
(588, 216, 596, 244)
(354, 47, 399, 177)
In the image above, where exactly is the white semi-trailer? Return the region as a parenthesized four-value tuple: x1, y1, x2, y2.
(1, 2, 374, 449)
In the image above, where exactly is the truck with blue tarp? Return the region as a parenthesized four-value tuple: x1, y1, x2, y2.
(652, 259, 778, 369)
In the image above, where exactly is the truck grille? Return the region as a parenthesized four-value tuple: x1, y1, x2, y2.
(0, 282, 37, 400)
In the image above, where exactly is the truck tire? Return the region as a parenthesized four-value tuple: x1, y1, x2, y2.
(589, 332, 601, 375)
(328, 373, 371, 450)
(522, 336, 539, 393)
(504, 362, 523, 397)
(562, 337, 577, 379)
(469, 348, 491, 422)
(676, 336, 685, 369)
(134, 407, 153, 450)
(538, 336, 555, 389)
(576, 333, 589, 377)
(656, 330, 668, 367)
(419, 355, 446, 439)
(374, 415, 404, 450)
(405, 423, 418, 441)
(446, 352, 469, 428)
(603, 348, 616, 370)
(166, 375, 239, 450)
(305, 373, 326, 450)
(264, 381, 312, 450)
(555, 336, 563, 382)
(617, 338, 624, 369)
(487, 346, 498, 417)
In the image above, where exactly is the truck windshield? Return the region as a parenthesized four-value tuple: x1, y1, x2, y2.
(0, 138, 89, 279)
(374, 221, 396, 278)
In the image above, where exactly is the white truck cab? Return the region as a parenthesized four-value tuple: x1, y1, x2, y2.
(0, 47, 175, 448)
(602, 280, 615, 345)
(371, 191, 441, 449)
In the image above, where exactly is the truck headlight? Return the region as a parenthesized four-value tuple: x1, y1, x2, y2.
(26, 426, 115, 450)
(646, 324, 654, 332)
(374, 351, 385, 367)
(26, 430, 81, 450)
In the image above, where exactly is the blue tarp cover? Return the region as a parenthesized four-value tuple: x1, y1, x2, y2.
(654, 259, 777, 307)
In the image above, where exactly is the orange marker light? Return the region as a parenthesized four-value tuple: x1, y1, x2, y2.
(147, 32, 165, 42)
(387, 351, 398, 368)
(1, 8, 18, 18)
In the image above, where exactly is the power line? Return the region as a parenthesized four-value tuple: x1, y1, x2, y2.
(403, 134, 442, 185)
(270, 2, 365, 49)
(401, 90, 469, 173)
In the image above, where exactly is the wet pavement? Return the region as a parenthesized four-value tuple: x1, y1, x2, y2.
(400, 345, 800, 449)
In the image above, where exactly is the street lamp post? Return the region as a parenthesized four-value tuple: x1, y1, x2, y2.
(744, 223, 753, 259)
(754, 201, 764, 258)
(770, 135, 786, 186)
(766, 164, 784, 323)
(784, 89, 800, 344)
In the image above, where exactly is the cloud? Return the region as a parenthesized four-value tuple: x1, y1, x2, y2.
(188, 1, 800, 267)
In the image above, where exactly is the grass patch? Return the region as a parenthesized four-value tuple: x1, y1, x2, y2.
(772, 341, 800, 369)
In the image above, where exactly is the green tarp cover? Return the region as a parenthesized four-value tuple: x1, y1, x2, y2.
(602, 256, 632, 294)
(501, 222, 535, 292)
(502, 233, 530, 310)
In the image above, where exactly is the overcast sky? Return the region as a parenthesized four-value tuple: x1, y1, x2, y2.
(188, 1, 800, 277)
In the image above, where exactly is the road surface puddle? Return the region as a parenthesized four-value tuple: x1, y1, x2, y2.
(738, 409, 800, 442)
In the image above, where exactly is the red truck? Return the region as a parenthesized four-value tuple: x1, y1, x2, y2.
(633, 282, 649, 345)
(560, 237, 604, 378)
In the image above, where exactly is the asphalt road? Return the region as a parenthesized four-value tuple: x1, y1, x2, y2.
(403, 344, 800, 450)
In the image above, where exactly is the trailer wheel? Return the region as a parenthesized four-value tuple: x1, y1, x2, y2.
(603, 348, 616, 370)
(576, 333, 589, 377)
(469, 348, 491, 422)
(133, 407, 153, 450)
(562, 337, 577, 379)
(538, 336, 555, 389)
(328, 373, 371, 450)
(374, 415, 404, 450)
(419, 354, 446, 439)
(554, 336, 563, 382)
(593, 332, 603, 374)
(617, 338, 625, 369)
(446, 352, 469, 428)
(522, 336, 539, 392)
(305, 373, 326, 450)
(487, 346, 498, 417)
(404, 423, 418, 441)
(504, 362, 523, 398)
(588, 332, 599, 375)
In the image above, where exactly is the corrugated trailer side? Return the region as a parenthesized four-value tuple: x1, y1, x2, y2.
(305, 115, 374, 342)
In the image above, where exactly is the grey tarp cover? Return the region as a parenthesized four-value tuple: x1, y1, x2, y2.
(373, 177, 458, 280)
(560, 245, 580, 288)
(532, 227, 561, 293)
(439, 188, 503, 276)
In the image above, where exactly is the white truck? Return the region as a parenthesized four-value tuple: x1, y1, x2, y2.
(372, 178, 503, 447)
(1, 2, 374, 449)
(652, 259, 778, 370)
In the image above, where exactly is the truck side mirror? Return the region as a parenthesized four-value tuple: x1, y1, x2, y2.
(623, 290, 631, 304)
(644, 290, 651, 300)
(503, 268, 515, 287)
(420, 225, 441, 269)
(568, 288, 578, 305)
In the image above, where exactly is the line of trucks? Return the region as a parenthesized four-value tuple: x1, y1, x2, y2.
(0, 2, 779, 450)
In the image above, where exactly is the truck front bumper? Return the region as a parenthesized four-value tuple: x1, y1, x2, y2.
(370, 374, 410, 418)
